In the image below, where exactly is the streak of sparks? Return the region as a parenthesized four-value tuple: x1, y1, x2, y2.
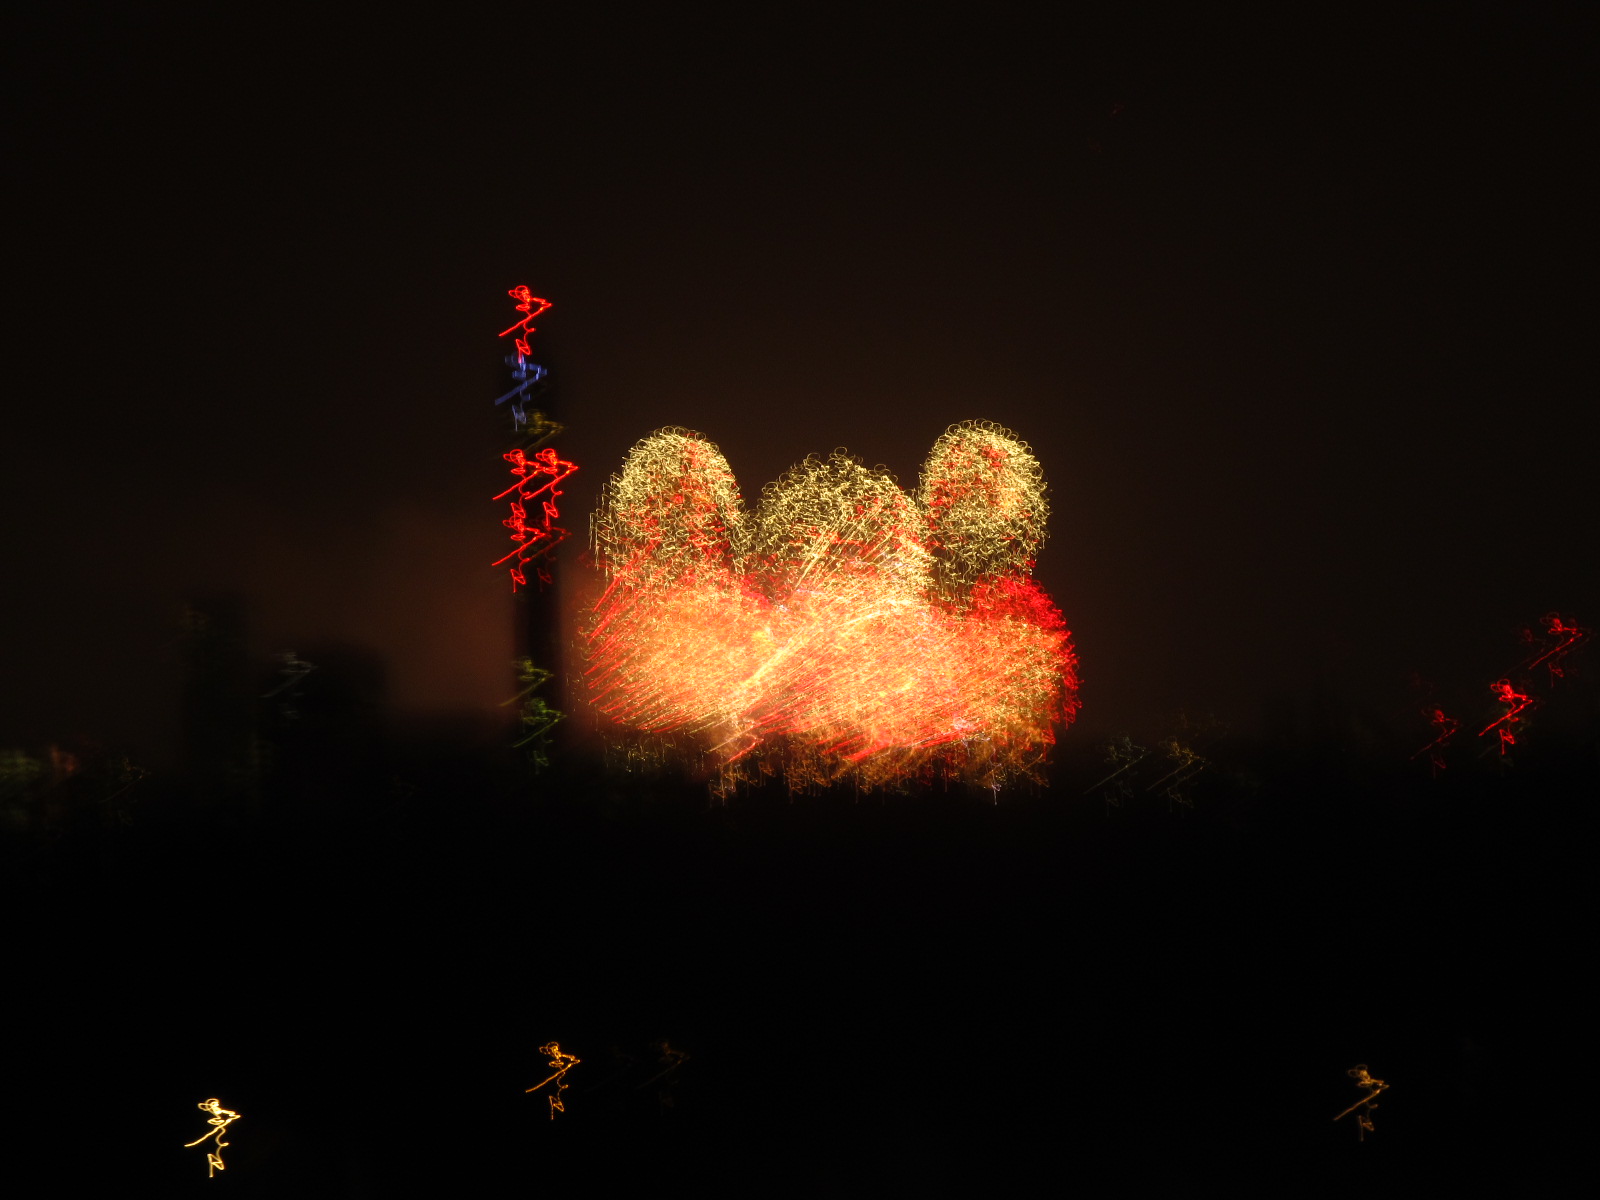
(1146, 736, 1206, 808)
(184, 1098, 241, 1177)
(499, 285, 553, 365)
(492, 446, 578, 590)
(1410, 706, 1459, 773)
(1478, 678, 1534, 754)
(1333, 1065, 1388, 1141)
(1513, 612, 1590, 682)
(526, 1043, 580, 1118)
(582, 422, 1079, 790)
(490, 287, 573, 589)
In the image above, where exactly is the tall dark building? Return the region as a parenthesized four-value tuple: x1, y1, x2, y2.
(491, 332, 572, 765)
(178, 594, 259, 805)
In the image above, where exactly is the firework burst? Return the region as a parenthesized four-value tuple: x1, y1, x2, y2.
(584, 421, 1079, 790)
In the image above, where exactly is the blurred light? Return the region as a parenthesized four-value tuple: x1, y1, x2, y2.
(183, 1098, 240, 1177)
(583, 421, 1079, 791)
(1333, 1065, 1388, 1141)
(526, 1043, 580, 1119)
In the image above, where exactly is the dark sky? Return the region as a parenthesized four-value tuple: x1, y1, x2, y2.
(3, 5, 1594, 764)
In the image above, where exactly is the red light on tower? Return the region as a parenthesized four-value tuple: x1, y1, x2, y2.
(490, 288, 576, 592)
(500, 285, 553, 365)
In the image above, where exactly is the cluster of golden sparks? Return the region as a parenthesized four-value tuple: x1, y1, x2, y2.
(583, 421, 1079, 790)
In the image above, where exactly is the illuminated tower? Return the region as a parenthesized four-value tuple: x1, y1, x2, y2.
(491, 286, 574, 765)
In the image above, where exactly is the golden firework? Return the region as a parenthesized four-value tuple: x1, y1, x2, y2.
(583, 422, 1078, 790)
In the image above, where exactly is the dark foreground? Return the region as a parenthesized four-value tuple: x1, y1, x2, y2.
(4, 715, 1589, 1195)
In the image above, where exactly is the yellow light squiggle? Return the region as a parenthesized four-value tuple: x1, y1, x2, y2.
(184, 1098, 240, 1177)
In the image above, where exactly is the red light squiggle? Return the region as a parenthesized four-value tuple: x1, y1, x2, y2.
(1515, 612, 1590, 682)
(500, 285, 553, 364)
(1333, 1065, 1388, 1142)
(1478, 679, 1534, 754)
(1410, 706, 1459, 772)
(492, 446, 578, 591)
(489, 288, 574, 591)
(583, 423, 1079, 791)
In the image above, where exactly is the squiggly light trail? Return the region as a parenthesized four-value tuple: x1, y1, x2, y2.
(526, 1043, 580, 1118)
(184, 1098, 241, 1177)
(583, 422, 1079, 790)
(1334, 1065, 1389, 1141)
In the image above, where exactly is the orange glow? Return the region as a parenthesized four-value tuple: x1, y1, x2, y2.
(526, 1042, 580, 1118)
(183, 1098, 240, 1177)
(1333, 1065, 1388, 1141)
(1516, 611, 1590, 680)
(583, 422, 1078, 791)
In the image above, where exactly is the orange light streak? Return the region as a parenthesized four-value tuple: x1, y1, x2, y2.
(1333, 1065, 1388, 1141)
(1515, 612, 1590, 680)
(526, 1042, 580, 1118)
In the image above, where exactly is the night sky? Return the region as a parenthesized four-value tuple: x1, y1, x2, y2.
(2, 9, 1596, 1192)
(6, 6, 1593, 762)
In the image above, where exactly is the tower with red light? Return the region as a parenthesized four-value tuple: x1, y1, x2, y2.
(490, 285, 575, 765)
